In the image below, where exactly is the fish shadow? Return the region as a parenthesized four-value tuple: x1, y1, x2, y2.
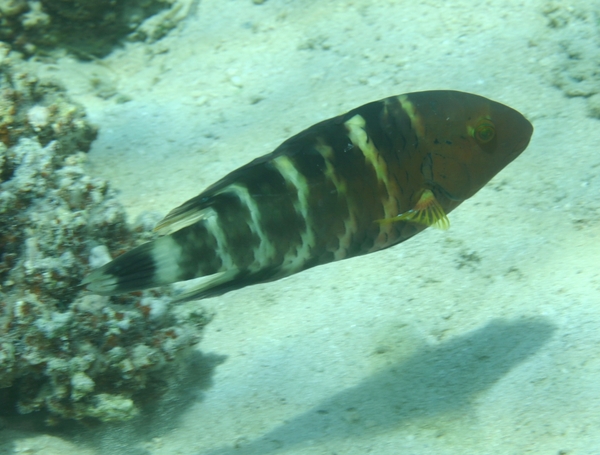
(199, 317, 555, 455)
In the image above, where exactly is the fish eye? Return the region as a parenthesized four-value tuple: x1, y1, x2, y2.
(475, 120, 495, 143)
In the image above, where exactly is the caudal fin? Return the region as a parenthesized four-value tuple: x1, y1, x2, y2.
(82, 236, 184, 295)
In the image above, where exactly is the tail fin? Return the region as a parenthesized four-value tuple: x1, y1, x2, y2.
(82, 236, 184, 295)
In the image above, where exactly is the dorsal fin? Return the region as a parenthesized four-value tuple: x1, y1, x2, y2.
(153, 155, 275, 236)
(153, 193, 217, 235)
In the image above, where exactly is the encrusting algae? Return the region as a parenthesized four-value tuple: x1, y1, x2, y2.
(0, 0, 198, 58)
(0, 44, 211, 424)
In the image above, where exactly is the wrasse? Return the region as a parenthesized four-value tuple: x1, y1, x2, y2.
(84, 90, 533, 301)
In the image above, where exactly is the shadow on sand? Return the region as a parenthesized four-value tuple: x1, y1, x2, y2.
(199, 317, 555, 455)
(0, 350, 226, 455)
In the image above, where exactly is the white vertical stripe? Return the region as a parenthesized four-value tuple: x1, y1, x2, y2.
(204, 208, 236, 271)
(315, 141, 357, 261)
(216, 184, 277, 270)
(152, 235, 184, 284)
(272, 155, 316, 272)
(344, 113, 400, 252)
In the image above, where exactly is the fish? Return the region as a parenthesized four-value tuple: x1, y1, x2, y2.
(83, 90, 533, 302)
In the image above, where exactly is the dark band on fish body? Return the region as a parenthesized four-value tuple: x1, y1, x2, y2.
(227, 164, 299, 264)
(210, 193, 259, 270)
(172, 222, 222, 279)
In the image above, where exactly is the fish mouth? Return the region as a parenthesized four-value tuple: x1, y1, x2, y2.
(514, 133, 533, 158)
(505, 120, 533, 161)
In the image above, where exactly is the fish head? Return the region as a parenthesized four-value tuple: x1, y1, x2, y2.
(412, 90, 533, 202)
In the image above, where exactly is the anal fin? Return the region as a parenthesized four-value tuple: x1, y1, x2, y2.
(172, 267, 282, 302)
(172, 269, 241, 302)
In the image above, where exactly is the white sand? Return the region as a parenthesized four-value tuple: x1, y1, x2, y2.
(4, 0, 600, 454)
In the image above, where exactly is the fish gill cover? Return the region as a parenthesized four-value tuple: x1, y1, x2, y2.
(0, 44, 212, 425)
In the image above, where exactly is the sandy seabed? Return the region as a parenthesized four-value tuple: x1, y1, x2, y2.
(2, 0, 600, 454)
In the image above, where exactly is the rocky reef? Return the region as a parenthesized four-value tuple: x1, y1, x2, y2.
(0, 44, 211, 424)
(541, 1, 600, 118)
(0, 0, 198, 58)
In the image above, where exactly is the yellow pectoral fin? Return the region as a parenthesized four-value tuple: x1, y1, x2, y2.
(377, 189, 450, 230)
